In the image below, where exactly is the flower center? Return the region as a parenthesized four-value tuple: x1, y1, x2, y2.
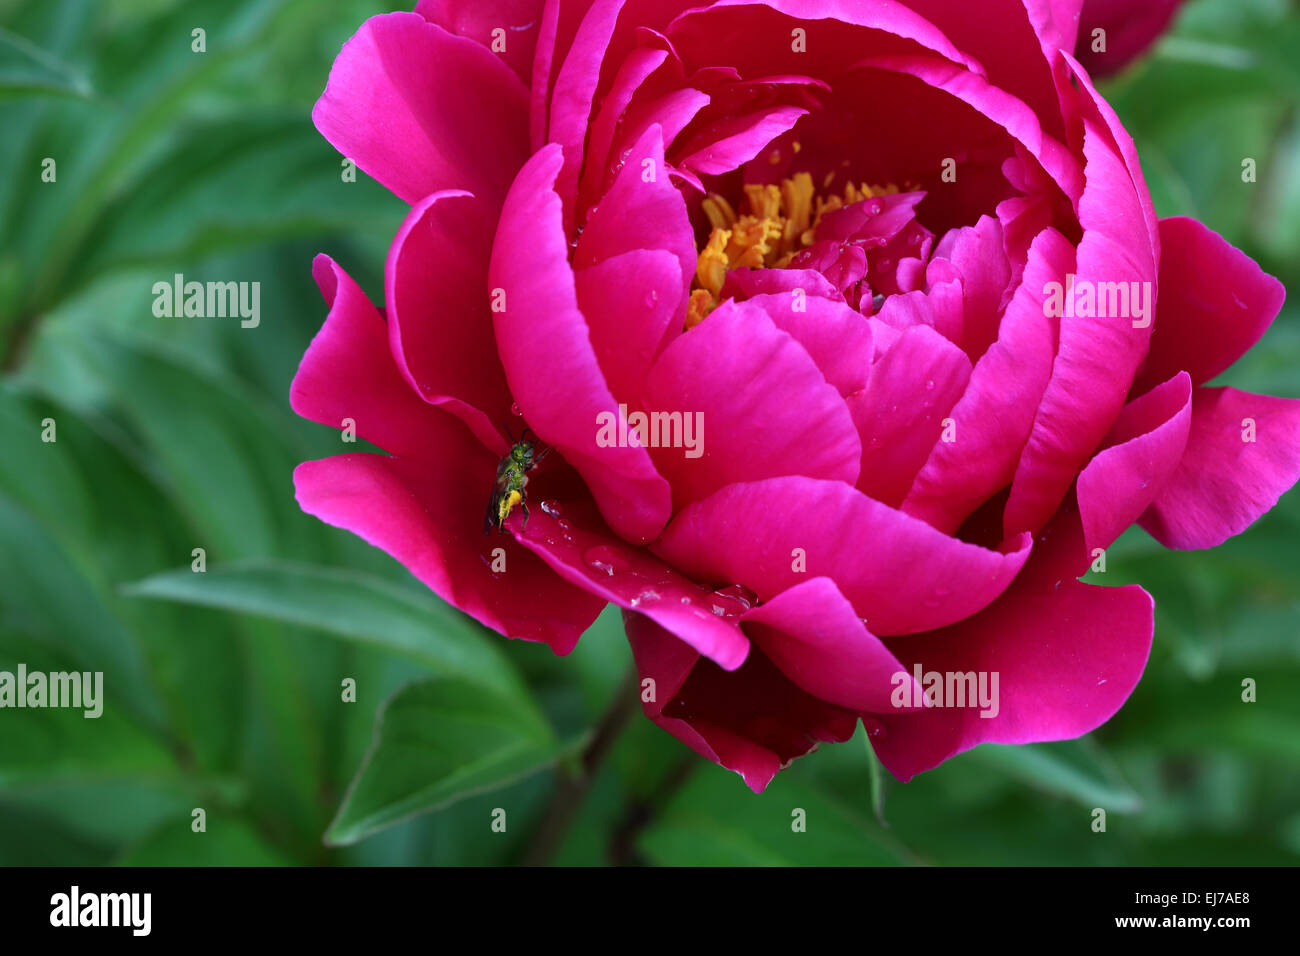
(687, 161, 920, 328)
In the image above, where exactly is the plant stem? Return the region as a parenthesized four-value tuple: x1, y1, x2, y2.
(521, 667, 641, 866)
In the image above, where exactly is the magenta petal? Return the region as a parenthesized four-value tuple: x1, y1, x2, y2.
(743, 293, 874, 396)
(928, 216, 1013, 359)
(491, 145, 673, 544)
(1134, 217, 1286, 393)
(385, 190, 512, 453)
(1140, 387, 1300, 549)
(546, 0, 627, 219)
(871, 571, 1154, 781)
(847, 324, 971, 508)
(626, 611, 858, 793)
(676, 104, 808, 176)
(413, 0, 543, 82)
(575, 249, 683, 403)
(904, 227, 1072, 533)
(1077, 372, 1192, 556)
(740, 577, 918, 712)
(656, 476, 1033, 636)
(1004, 118, 1157, 536)
(721, 267, 844, 303)
(313, 12, 528, 206)
(1060, 51, 1160, 262)
(575, 125, 697, 320)
(644, 299, 861, 507)
(509, 501, 751, 670)
(295, 452, 605, 654)
(292, 255, 453, 462)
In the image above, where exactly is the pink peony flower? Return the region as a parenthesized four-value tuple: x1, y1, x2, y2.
(291, 0, 1298, 792)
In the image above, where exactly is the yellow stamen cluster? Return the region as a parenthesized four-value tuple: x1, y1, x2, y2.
(686, 168, 917, 329)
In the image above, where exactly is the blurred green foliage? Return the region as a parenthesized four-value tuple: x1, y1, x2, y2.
(0, 0, 1297, 866)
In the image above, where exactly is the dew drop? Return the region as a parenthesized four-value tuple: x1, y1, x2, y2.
(630, 588, 662, 607)
(583, 544, 630, 577)
(539, 499, 563, 518)
(864, 717, 888, 740)
(510, 402, 522, 416)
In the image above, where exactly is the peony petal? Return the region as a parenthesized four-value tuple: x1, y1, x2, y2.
(740, 577, 919, 712)
(626, 611, 858, 793)
(295, 451, 605, 655)
(927, 216, 1014, 360)
(656, 476, 1033, 636)
(509, 499, 752, 670)
(575, 125, 697, 326)
(871, 569, 1153, 782)
(491, 144, 673, 544)
(313, 12, 529, 206)
(675, 104, 809, 176)
(1133, 217, 1286, 394)
(643, 299, 861, 507)
(847, 323, 971, 508)
(414, 0, 544, 82)
(903, 227, 1072, 533)
(1077, 371, 1191, 556)
(575, 249, 683, 404)
(1004, 118, 1156, 536)
(1140, 387, 1300, 549)
(292, 255, 452, 462)
(385, 190, 513, 454)
(743, 293, 874, 396)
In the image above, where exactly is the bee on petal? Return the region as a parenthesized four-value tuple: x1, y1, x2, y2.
(484, 426, 550, 535)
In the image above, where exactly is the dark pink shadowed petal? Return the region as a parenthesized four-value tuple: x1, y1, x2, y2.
(656, 476, 1033, 636)
(1074, 0, 1184, 78)
(626, 611, 858, 793)
(1140, 388, 1300, 550)
(491, 143, 674, 544)
(313, 12, 529, 207)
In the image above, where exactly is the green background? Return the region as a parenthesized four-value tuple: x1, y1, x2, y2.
(1, 0, 1297, 866)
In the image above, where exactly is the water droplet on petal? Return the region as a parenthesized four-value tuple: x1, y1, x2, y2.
(511, 402, 522, 416)
(583, 545, 630, 577)
(630, 588, 662, 607)
(540, 499, 563, 518)
(864, 717, 888, 740)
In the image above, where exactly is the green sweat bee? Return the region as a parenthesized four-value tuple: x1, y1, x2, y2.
(484, 426, 551, 535)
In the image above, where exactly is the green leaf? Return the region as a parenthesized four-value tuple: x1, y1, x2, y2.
(117, 814, 295, 866)
(639, 765, 906, 866)
(124, 559, 526, 699)
(970, 739, 1143, 814)
(325, 678, 562, 846)
(0, 25, 92, 99)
